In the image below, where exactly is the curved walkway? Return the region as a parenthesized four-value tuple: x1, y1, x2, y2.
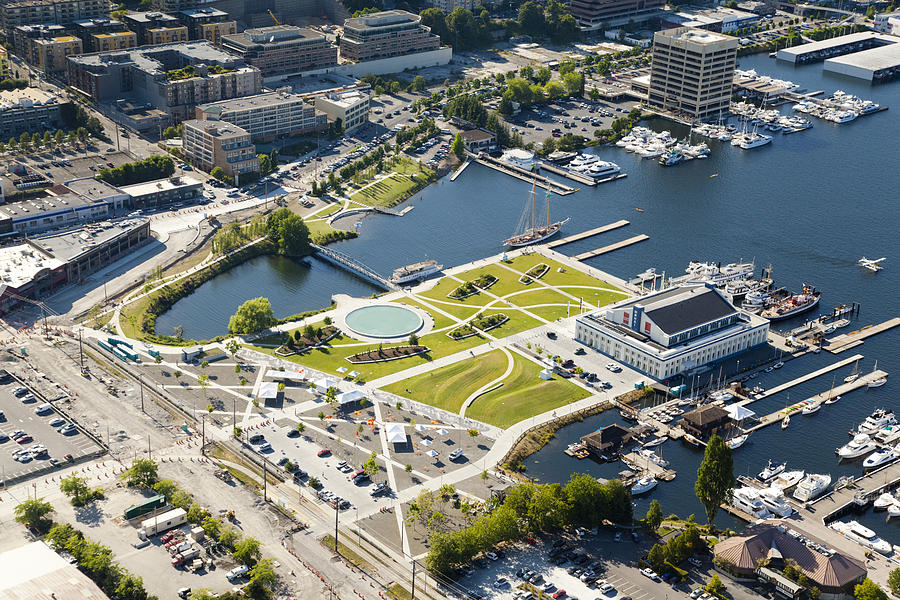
(459, 347, 514, 417)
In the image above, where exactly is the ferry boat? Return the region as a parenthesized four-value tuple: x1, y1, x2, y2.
(503, 182, 569, 247)
(772, 469, 805, 491)
(761, 284, 821, 321)
(837, 434, 876, 459)
(863, 447, 898, 469)
(631, 476, 658, 495)
(757, 459, 786, 482)
(731, 488, 772, 519)
(793, 473, 831, 501)
(389, 259, 443, 285)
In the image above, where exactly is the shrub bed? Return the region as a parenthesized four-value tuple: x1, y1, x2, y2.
(519, 263, 549, 284)
(448, 313, 508, 340)
(347, 345, 429, 363)
(276, 325, 339, 355)
(448, 274, 498, 299)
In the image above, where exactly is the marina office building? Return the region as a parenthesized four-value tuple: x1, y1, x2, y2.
(648, 27, 738, 122)
(574, 284, 769, 381)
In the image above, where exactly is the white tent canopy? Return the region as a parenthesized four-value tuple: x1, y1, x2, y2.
(257, 381, 279, 399)
(420, 439, 432, 447)
(415, 424, 426, 432)
(348, 371, 360, 378)
(426, 450, 439, 458)
(724, 404, 756, 421)
(336, 390, 365, 405)
(385, 423, 406, 444)
(437, 428, 448, 436)
(336, 366, 348, 374)
(539, 368, 554, 380)
(265, 369, 305, 381)
(312, 377, 341, 392)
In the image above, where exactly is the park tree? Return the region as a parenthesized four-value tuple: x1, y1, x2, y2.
(645, 499, 662, 532)
(14, 498, 54, 530)
(647, 543, 666, 571)
(232, 536, 262, 566)
(413, 75, 426, 92)
(266, 207, 310, 256)
(122, 458, 159, 488)
(60, 475, 101, 506)
(561, 72, 584, 95)
(706, 573, 726, 596)
(363, 451, 379, 478)
(855, 579, 888, 600)
(451, 132, 465, 159)
(695, 434, 734, 527)
(535, 67, 552, 85)
(888, 568, 900, 596)
(228, 297, 276, 334)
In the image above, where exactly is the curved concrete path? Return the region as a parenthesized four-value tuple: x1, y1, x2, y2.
(459, 347, 514, 417)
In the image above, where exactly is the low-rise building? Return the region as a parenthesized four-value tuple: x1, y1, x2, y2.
(314, 88, 369, 132)
(340, 10, 440, 62)
(178, 7, 235, 45)
(581, 424, 633, 458)
(118, 175, 203, 208)
(459, 128, 496, 152)
(195, 89, 326, 141)
(221, 25, 337, 77)
(0, 542, 110, 598)
(680, 404, 731, 439)
(182, 119, 259, 182)
(661, 7, 759, 34)
(28, 34, 83, 75)
(0, 87, 64, 139)
(574, 284, 769, 381)
(91, 30, 138, 52)
(123, 11, 186, 45)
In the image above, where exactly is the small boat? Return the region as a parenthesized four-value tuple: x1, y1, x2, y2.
(503, 181, 569, 247)
(874, 492, 896, 510)
(834, 318, 851, 328)
(888, 504, 900, 518)
(772, 469, 805, 491)
(709, 173, 719, 178)
(774, 362, 784, 369)
(868, 377, 887, 388)
(801, 403, 820, 415)
(639, 449, 669, 468)
(631, 476, 658, 495)
(825, 395, 841, 405)
(642, 437, 666, 448)
(727, 434, 748, 450)
(845, 359, 861, 383)
(781, 415, 790, 429)
(757, 459, 786, 482)
(823, 325, 835, 334)
(855, 409, 896, 435)
(863, 447, 898, 469)
(635, 208, 644, 213)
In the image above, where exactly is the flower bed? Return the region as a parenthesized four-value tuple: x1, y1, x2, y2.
(346, 345, 429, 364)
(448, 313, 509, 340)
(275, 325, 339, 356)
(519, 263, 549, 284)
(448, 274, 498, 299)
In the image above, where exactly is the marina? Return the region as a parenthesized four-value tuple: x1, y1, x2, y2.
(545, 220, 630, 249)
(823, 317, 900, 353)
(473, 154, 576, 195)
(741, 353, 865, 402)
(620, 451, 677, 482)
(573, 235, 650, 261)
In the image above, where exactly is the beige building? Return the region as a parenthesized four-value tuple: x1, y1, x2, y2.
(30, 35, 83, 75)
(221, 25, 337, 77)
(340, 10, 440, 62)
(315, 89, 369, 133)
(648, 27, 737, 122)
(146, 25, 188, 44)
(0, 47, 8, 78)
(92, 30, 137, 52)
(196, 89, 326, 141)
(182, 119, 260, 182)
(197, 20, 235, 45)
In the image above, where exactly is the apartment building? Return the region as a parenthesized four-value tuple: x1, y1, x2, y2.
(195, 90, 326, 141)
(0, 0, 109, 31)
(122, 11, 186, 45)
(221, 25, 337, 77)
(339, 10, 440, 62)
(91, 31, 137, 52)
(182, 119, 260, 181)
(314, 88, 369, 132)
(565, 0, 665, 29)
(72, 17, 133, 51)
(648, 27, 737, 121)
(0, 87, 64, 138)
(422, 0, 474, 12)
(178, 8, 236, 45)
(26, 34, 83, 75)
(0, 47, 8, 78)
(66, 41, 262, 122)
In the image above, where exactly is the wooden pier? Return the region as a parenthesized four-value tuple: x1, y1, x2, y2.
(747, 369, 888, 432)
(473, 156, 576, 195)
(573, 235, 649, 261)
(546, 220, 630, 249)
(739, 353, 864, 404)
(621, 452, 677, 481)
(824, 317, 900, 354)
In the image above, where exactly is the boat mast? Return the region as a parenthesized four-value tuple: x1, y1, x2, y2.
(531, 180, 536, 233)
(546, 188, 550, 231)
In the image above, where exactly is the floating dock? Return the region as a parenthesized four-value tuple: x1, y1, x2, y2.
(573, 235, 649, 261)
(740, 353, 864, 403)
(473, 156, 576, 195)
(546, 220, 630, 249)
(824, 317, 900, 354)
(620, 452, 677, 481)
(817, 458, 900, 521)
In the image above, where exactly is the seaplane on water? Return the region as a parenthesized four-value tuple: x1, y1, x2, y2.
(858, 257, 886, 273)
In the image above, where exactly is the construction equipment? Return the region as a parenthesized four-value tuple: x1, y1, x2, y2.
(268, 9, 280, 25)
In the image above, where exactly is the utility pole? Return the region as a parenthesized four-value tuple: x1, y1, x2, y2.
(148, 436, 151, 459)
(263, 459, 267, 501)
(334, 503, 339, 552)
(78, 329, 84, 373)
(232, 398, 236, 430)
(139, 374, 144, 413)
(411, 560, 417, 600)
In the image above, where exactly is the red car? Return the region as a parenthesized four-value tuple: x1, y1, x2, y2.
(17, 435, 33, 443)
(317, 448, 331, 457)
(552, 591, 567, 599)
(106, 161, 114, 167)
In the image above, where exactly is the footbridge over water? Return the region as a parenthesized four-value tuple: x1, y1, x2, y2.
(311, 244, 398, 291)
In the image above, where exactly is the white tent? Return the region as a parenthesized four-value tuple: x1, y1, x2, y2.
(415, 424, 426, 432)
(336, 390, 365, 405)
(348, 370, 360, 378)
(312, 377, 341, 392)
(420, 439, 432, 447)
(724, 404, 756, 421)
(385, 423, 406, 444)
(539, 368, 554, 380)
(426, 450, 439, 458)
(265, 369, 305, 381)
(437, 428, 448, 436)
(257, 381, 279, 400)
(336, 366, 348, 374)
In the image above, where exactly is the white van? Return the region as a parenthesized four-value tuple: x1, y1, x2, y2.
(35, 403, 53, 415)
(227, 565, 249, 580)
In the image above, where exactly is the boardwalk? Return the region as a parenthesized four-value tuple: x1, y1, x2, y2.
(473, 156, 576, 195)
(573, 235, 650, 260)
(824, 317, 900, 353)
(545, 220, 630, 249)
(740, 353, 864, 403)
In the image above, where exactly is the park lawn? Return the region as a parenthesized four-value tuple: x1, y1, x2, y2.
(381, 350, 509, 413)
(418, 276, 493, 307)
(447, 263, 528, 299)
(411, 297, 486, 321)
(476, 309, 545, 339)
(304, 218, 348, 244)
(505, 288, 575, 311)
(558, 286, 629, 309)
(525, 305, 571, 322)
(391, 298, 457, 331)
(350, 174, 420, 208)
(465, 354, 591, 428)
(505, 254, 626, 293)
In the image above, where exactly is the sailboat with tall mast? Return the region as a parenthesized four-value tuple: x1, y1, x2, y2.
(503, 181, 570, 247)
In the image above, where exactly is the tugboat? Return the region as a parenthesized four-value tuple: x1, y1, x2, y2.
(761, 284, 821, 321)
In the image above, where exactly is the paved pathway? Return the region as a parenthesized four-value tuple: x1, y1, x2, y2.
(459, 347, 514, 416)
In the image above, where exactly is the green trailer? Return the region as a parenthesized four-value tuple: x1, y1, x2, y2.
(124, 494, 166, 520)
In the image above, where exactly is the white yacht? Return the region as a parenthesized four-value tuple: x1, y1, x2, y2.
(855, 409, 896, 435)
(801, 402, 821, 415)
(727, 434, 748, 450)
(585, 161, 621, 179)
(732, 487, 772, 519)
(831, 520, 892, 555)
(772, 470, 805, 491)
(863, 447, 898, 469)
(837, 434, 877, 459)
(793, 473, 831, 501)
(874, 425, 900, 445)
(739, 132, 773, 149)
(757, 459, 786, 482)
(758, 487, 795, 517)
(639, 449, 669, 468)
(631, 476, 658, 495)
(569, 153, 599, 168)
(874, 492, 897, 510)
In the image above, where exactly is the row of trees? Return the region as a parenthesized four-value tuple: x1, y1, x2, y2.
(420, 7, 494, 51)
(258, 148, 279, 177)
(210, 216, 268, 255)
(440, 96, 520, 148)
(426, 474, 632, 575)
(515, 0, 579, 43)
(0, 78, 28, 91)
(98, 155, 175, 186)
(2, 127, 90, 155)
(646, 524, 705, 573)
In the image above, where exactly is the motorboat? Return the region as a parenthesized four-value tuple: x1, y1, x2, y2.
(568, 153, 600, 168)
(758, 487, 794, 517)
(868, 377, 887, 388)
(390, 260, 443, 285)
(585, 161, 621, 179)
(801, 402, 820, 415)
(727, 434, 748, 450)
(631, 476, 658, 495)
(888, 504, 900, 519)
(781, 415, 790, 430)
(774, 362, 784, 369)
(837, 434, 877, 459)
(831, 520, 892, 555)
(642, 437, 666, 448)
(739, 132, 773, 149)
(731, 487, 772, 519)
(874, 492, 896, 510)
(639, 449, 669, 468)
(874, 425, 900, 445)
(793, 473, 831, 501)
(824, 395, 841, 405)
(863, 447, 898, 469)
(757, 459, 786, 482)
(772, 470, 805, 491)
(855, 409, 896, 435)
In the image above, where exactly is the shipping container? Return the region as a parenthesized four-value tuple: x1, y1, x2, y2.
(124, 494, 166, 520)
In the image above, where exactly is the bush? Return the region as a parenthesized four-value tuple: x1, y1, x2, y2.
(98, 155, 174, 186)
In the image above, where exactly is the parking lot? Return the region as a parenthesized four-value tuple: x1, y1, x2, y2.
(0, 376, 102, 483)
(2, 147, 137, 196)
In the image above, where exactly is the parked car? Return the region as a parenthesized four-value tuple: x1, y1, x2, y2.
(640, 568, 659, 580)
(226, 565, 249, 581)
(317, 448, 331, 457)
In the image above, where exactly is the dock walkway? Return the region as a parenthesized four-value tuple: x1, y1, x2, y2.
(621, 452, 677, 481)
(740, 353, 864, 404)
(574, 235, 649, 261)
(546, 220, 630, 249)
(473, 156, 576, 195)
(824, 317, 900, 354)
(450, 159, 471, 182)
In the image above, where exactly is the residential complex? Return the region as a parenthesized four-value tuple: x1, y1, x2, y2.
(647, 27, 738, 121)
(22, 32, 83, 75)
(0, 87, 65, 138)
(574, 284, 768, 380)
(72, 17, 135, 52)
(314, 88, 369, 133)
(66, 41, 262, 122)
(182, 119, 260, 181)
(221, 25, 337, 77)
(565, 0, 666, 29)
(122, 11, 187, 45)
(339, 10, 440, 62)
(196, 90, 326, 141)
(0, 0, 110, 31)
(178, 7, 236, 45)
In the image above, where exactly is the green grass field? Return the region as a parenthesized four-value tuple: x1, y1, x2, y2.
(505, 287, 575, 311)
(465, 353, 591, 428)
(381, 350, 509, 413)
(350, 174, 420, 207)
(391, 297, 457, 331)
(504, 254, 626, 292)
(476, 309, 545, 338)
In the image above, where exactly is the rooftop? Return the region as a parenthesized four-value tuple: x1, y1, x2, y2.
(0, 243, 64, 290)
(344, 10, 420, 30)
(319, 89, 368, 108)
(460, 128, 495, 142)
(31, 216, 149, 262)
(35, 35, 79, 44)
(615, 285, 737, 336)
(124, 11, 180, 24)
(0, 541, 109, 600)
(777, 31, 895, 58)
(199, 90, 307, 113)
(825, 42, 900, 72)
(73, 17, 124, 28)
(183, 119, 250, 138)
(682, 404, 730, 426)
(0, 87, 60, 111)
(0, 178, 123, 221)
(179, 7, 229, 18)
(119, 175, 203, 197)
(657, 26, 734, 44)
(69, 41, 245, 76)
(226, 25, 326, 46)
